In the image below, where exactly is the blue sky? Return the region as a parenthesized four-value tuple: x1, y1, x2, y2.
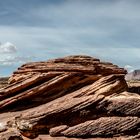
(0, 0, 140, 76)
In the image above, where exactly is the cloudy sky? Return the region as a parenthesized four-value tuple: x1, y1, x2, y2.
(0, 0, 140, 76)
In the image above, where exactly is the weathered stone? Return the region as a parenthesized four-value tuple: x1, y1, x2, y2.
(61, 117, 140, 137)
(0, 55, 138, 140)
(0, 122, 7, 132)
(97, 92, 140, 116)
(9, 55, 127, 84)
(0, 129, 23, 140)
(49, 125, 69, 136)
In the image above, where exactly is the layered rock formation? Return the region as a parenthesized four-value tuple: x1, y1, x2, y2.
(0, 55, 139, 140)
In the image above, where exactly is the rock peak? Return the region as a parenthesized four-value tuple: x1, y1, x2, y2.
(9, 55, 126, 84)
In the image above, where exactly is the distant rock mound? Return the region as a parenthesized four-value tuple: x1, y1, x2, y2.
(125, 70, 140, 94)
(0, 55, 140, 140)
(0, 77, 9, 89)
(125, 69, 140, 81)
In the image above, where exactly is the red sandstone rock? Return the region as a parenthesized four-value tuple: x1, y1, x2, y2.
(0, 55, 139, 140)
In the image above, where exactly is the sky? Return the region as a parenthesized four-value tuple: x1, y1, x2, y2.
(0, 0, 140, 76)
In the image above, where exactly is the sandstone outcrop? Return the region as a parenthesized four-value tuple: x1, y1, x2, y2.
(127, 81, 140, 94)
(0, 55, 139, 140)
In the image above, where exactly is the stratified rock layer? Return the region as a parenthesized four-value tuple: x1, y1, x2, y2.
(0, 55, 139, 140)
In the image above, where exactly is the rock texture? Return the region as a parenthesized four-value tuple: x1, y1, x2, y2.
(0, 55, 139, 140)
(127, 81, 140, 94)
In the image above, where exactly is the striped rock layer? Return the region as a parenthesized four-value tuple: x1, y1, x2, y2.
(0, 55, 139, 140)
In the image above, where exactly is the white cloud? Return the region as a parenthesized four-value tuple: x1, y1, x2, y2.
(124, 65, 134, 73)
(0, 55, 34, 66)
(0, 25, 140, 69)
(0, 41, 34, 67)
(0, 42, 17, 53)
(28, 0, 140, 26)
(0, 0, 140, 75)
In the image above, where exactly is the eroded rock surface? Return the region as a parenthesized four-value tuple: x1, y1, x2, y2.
(0, 55, 139, 140)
